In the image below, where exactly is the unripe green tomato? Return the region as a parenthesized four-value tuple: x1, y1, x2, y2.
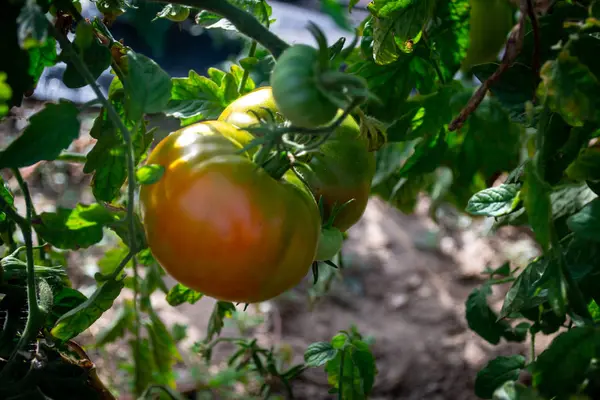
(461, 0, 514, 71)
(219, 87, 376, 232)
(270, 44, 338, 128)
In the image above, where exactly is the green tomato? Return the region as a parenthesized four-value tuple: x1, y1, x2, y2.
(219, 87, 376, 232)
(270, 45, 338, 128)
(462, 0, 515, 71)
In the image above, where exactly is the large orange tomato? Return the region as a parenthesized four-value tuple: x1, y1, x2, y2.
(219, 87, 376, 232)
(139, 121, 321, 303)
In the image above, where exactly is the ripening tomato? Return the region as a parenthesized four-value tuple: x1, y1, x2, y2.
(139, 121, 321, 303)
(219, 87, 376, 232)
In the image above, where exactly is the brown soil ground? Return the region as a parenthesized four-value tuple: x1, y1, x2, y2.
(1, 100, 550, 400)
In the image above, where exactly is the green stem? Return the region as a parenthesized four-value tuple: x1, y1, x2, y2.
(529, 330, 536, 363)
(0, 170, 41, 381)
(261, 152, 292, 181)
(95, 251, 134, 281)
(239, 40, 257, 93)
(132, 254, 142, 397)
(338, 350, 345, 400)
(50, 24, 138, 257)
(57, 151, 88, 163)
(149, 0, 289, 58)
(488, 276, 517, 285)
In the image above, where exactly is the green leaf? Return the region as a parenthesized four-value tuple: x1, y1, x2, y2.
(475, 355, 526, 399)
(566, 148, 600, 181)
(2, 2, 35, 109)
(492, 381, 543, 400)
(532, 327, 599, 398)
(466, 184, 520, 217)
(62, 23, 111, 89)
(0, 73, 12, 118)
(371, 17, 400, 65)
(49, 287, 88, 328)
(387, 84, 461, 142)
(94, 299, 133, 346)
(549, 183, 598, 222)
(132, 338, 154, 396)
(125, 51, 172, 120)
(195, 0, 272, 29)
(304, 342, 338, 367)
(350, 339, 377, 395)
(165, 66, 254, 126)
(465, 285, 505, 345)
(368, 0, 436, 54)
(0, 101, 80, 168)
(348, 0, 360, 12)
(166, 283, 203, 306)
(398, 131, 447, 178)
(567, 198, 600, 241)
(427, 0, 470, 81)
(27, 36, 57, 86)
(331, 333, 348, 350)
(107, 212, 147, 250)
(51, 278, 125, 341)
(324, 338, 376, 399)
(205, 301, 236, 342)
(588, 300, 600, 322)
(146, 308, 181, 388)
(164, 70, 225, 125)
(136, 164, 165, 185)
(539, 50, 600, 127)
(97, 244, 129, 275)
(35, 203, 116, 250)
(523, 160, 552, 251)
(321, 0, 351, 31)
(16, 1, 48, 49)
(84, 94, 152, 202)
(457, 96, 522, 187)
(472, 63, 537, 122)
(500, 257, 548, 319)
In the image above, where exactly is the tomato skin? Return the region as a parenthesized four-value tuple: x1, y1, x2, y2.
(219, 87, 375, 232)
(270, 45, 338, 128)
(139, 121, 321, 303)
(462, 0, 514, 71)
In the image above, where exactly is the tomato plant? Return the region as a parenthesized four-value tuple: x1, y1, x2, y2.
(1, 0, 600, 399)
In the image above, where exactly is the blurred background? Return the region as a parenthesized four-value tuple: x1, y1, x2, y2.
(0, 1, 547, 399)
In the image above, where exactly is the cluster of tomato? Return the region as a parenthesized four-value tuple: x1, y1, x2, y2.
(139, 46, 375, 304)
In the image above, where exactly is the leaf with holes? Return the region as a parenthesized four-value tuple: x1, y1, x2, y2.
(166, 283, 203, 306)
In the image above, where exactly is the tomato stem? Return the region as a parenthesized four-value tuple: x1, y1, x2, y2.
(239, 40, 257, 93)
(152, 0, 289, 58)
(0, 169, 41, 381)
(261, 151, 292, 181)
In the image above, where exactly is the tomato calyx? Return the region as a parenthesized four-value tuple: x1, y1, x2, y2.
(242, 99, 365, 181)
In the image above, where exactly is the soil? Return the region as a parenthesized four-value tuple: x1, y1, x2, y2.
(1, 100, 548, 400)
